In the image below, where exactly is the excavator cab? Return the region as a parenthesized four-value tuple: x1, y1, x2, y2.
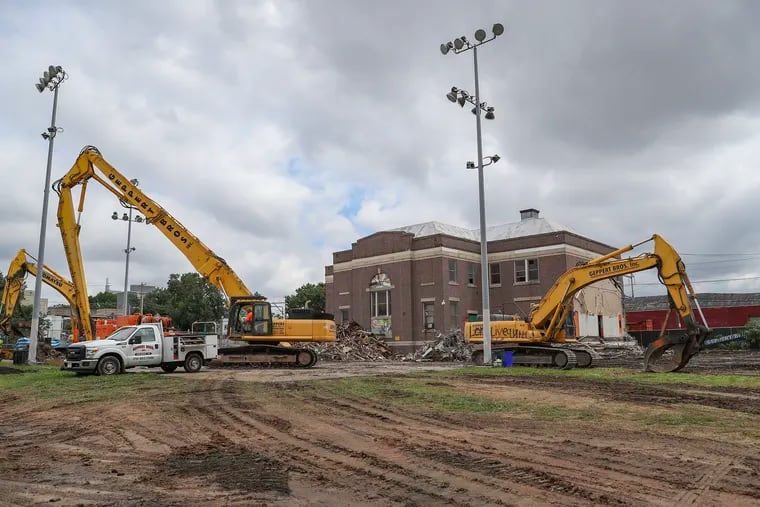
(228, 299, 272, 337)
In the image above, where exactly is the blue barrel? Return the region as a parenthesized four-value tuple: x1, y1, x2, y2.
(502, 351, 513, 367)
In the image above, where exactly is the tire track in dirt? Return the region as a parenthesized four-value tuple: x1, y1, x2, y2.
(300, 393, 758, 506)
(215, 385, 632, 506)
(0, 478, 135, 506)
(674, 459, 735, 506)
(299, 394, 638, 506)
(199, 386, 479, 507)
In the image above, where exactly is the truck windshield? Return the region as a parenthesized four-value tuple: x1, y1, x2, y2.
(105, 326, 137, 342)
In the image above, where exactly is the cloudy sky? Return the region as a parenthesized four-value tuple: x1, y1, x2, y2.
(2, 0, 760, 306)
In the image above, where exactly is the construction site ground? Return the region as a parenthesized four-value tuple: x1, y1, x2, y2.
(0, 350, 758, 506)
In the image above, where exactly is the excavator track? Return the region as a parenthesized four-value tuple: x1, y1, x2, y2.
(474, 346, 578, 370)
(215, 345, 318, 368)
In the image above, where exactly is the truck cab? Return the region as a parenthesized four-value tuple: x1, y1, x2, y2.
(62, 322, 218, 375)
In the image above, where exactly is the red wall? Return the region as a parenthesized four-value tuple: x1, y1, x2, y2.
(627, 305, 760, 331)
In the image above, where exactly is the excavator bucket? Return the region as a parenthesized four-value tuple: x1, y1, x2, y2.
(643, 328, 709, 373)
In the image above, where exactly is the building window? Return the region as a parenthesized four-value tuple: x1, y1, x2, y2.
(467, 263, 476, 285)
(423, 302, 435, 329)
(341, 309, 349, 323)
(371, 291, 390, 317)
(489, 263, 501, 285)
(515, 258, 539, 283)
(449, 301, 459, 330)
(448, 259, 458, 283)
(369, 273, 392, 317)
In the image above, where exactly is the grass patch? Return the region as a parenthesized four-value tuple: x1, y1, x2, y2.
(443, 365, 760, 389)
(0, 365, 185, 404)
(315, 375, 599, 420)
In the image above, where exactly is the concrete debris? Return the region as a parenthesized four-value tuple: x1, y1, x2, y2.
(578, 335, 644, 359)
(299, 321, 398, 361)
(403, 330, 473, 362)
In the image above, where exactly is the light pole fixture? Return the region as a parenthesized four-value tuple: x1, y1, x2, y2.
(28, 65, 67, 363)
(111, 178, 146, 316)
(441, 23, 504, 365)
(466, 154, 500, 170)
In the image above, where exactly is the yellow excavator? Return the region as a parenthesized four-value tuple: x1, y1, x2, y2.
(0, 249, 91, 342)
(53, 146, 336, 367)
(464, 234, 710, 373)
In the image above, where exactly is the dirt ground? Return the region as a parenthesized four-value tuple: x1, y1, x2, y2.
(0, 351, 758, 506)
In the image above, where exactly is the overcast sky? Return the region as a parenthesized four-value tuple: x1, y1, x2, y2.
(2, 0, 760, 306)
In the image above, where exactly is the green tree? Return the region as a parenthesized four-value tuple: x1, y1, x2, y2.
(142, 273, 225, 330)
(741, 322, 760, 349)
(285, 282, 326, 313)
(89, 291, 117, 310)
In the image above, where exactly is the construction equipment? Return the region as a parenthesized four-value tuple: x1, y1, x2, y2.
(464, 234, 710, 372)
(0, 249, 91, 341)
(54, 146, 336, 368)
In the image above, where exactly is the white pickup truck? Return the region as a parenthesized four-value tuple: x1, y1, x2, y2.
(62, 323, 218, 375)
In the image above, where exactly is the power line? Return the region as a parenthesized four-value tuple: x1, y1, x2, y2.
(687, 257, 760, 266)
(633, 275, 760, 286)
(681, 252, 760, 257)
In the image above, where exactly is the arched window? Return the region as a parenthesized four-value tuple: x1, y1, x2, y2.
(369, 273, 392, 318)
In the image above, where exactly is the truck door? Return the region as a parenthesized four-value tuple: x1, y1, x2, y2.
(127, 327, 161, 366)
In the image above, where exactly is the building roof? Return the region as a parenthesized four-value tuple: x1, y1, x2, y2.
(389, 217, 577, 242)
(624, 293, 760, 312)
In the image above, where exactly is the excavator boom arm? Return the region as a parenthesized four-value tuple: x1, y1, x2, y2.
(54, 146, 252, 303)
(529, 234, 708, 372)
(1, 249, 85, 339)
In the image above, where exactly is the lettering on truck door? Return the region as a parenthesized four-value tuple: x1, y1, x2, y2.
(128, 327, 161, 365)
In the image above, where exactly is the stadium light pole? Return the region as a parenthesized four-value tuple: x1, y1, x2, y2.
(28, 65, 67, 363)
(111, 179, 145, 316)
(441, 23, 504, 365)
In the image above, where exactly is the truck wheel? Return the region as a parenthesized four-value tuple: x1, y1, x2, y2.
(183, 353, 203, 373)
(160, 363, 178, 373)
(97, 356, 121, 376)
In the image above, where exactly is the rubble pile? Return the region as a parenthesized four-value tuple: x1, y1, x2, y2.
(578, 335, 644, 359)
(301, 321, 399, 361)
(404, 330, 473, 362)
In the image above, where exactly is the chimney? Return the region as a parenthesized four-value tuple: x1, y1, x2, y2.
(520, 208, 540, 220)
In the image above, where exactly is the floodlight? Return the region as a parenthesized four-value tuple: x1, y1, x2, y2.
(35, 82, 45, 93)
(457, 95, 466, 107)
(446, 91, 458, 102)
(43, 71, 50, 82)
(493, 23, 504, 36)
(122, 213, 129, 221)
(485, 107, 495, 120)
(48, 65, 56, 75)
(453, 38, 464, 50)
(474, 29, 486, 42)
(440, 43, 450, 55)
(491, 154, 501, 163)
(466, 161, 476, 169)
(134, 216, 143, 223)
(112, 212, 119, 220)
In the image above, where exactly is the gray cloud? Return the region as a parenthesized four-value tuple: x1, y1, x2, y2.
(2, 0, 760, 305)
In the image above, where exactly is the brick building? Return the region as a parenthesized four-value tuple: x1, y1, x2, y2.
(325, 209, 625, 351)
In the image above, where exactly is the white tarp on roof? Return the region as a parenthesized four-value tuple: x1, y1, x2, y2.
(389, 218, 577, 241)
